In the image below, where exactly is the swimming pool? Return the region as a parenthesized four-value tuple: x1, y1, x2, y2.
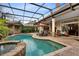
(0, 43, 16, 55)
(5, 34, 64, 56)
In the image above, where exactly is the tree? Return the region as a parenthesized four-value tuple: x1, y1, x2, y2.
(0, 26, 10, 37)
(0, 18, 10, 38)
(0, 18, 8, 25)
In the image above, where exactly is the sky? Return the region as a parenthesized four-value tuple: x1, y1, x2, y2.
(0, 3, 64, 23)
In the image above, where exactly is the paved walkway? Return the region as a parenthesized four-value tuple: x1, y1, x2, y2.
(31, 33, 79, 56)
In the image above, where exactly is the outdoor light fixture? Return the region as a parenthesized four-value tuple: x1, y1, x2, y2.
(69, 3, 75, 11)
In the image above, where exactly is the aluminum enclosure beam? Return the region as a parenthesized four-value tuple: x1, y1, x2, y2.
(0, 4, 44, 16)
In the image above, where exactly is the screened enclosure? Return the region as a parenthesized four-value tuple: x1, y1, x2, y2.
(0, 3, 65, 24)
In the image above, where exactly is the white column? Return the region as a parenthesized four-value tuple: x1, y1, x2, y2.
(52, 18, 55, 36)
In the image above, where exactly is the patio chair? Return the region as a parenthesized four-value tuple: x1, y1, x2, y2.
(43, 30, 48, 36)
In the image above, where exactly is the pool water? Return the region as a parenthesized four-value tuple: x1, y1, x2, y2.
(5, 34, 64, 56)
(0, 43, 16, 55)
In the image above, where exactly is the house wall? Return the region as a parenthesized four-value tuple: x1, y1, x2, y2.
(37, 4, 79, 36)
(55, 21, 62, 31)
(8, 25, 21, 34)
(55, 5, 79, 34)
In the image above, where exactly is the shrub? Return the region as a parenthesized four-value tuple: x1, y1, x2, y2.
(0, 18, 10, 37)
(0, 18, 8, 25)
(0, 26, 10, 37)
(21, 26, 38, 33)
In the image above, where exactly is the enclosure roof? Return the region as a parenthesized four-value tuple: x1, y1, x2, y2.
(0, 3, 65, 23)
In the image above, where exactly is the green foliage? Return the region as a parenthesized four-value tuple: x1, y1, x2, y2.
(21, 26, 38, 33)
(0, 18, 10, 37)
(0, 26, 10, 37)
(0, 18, 8, 25)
